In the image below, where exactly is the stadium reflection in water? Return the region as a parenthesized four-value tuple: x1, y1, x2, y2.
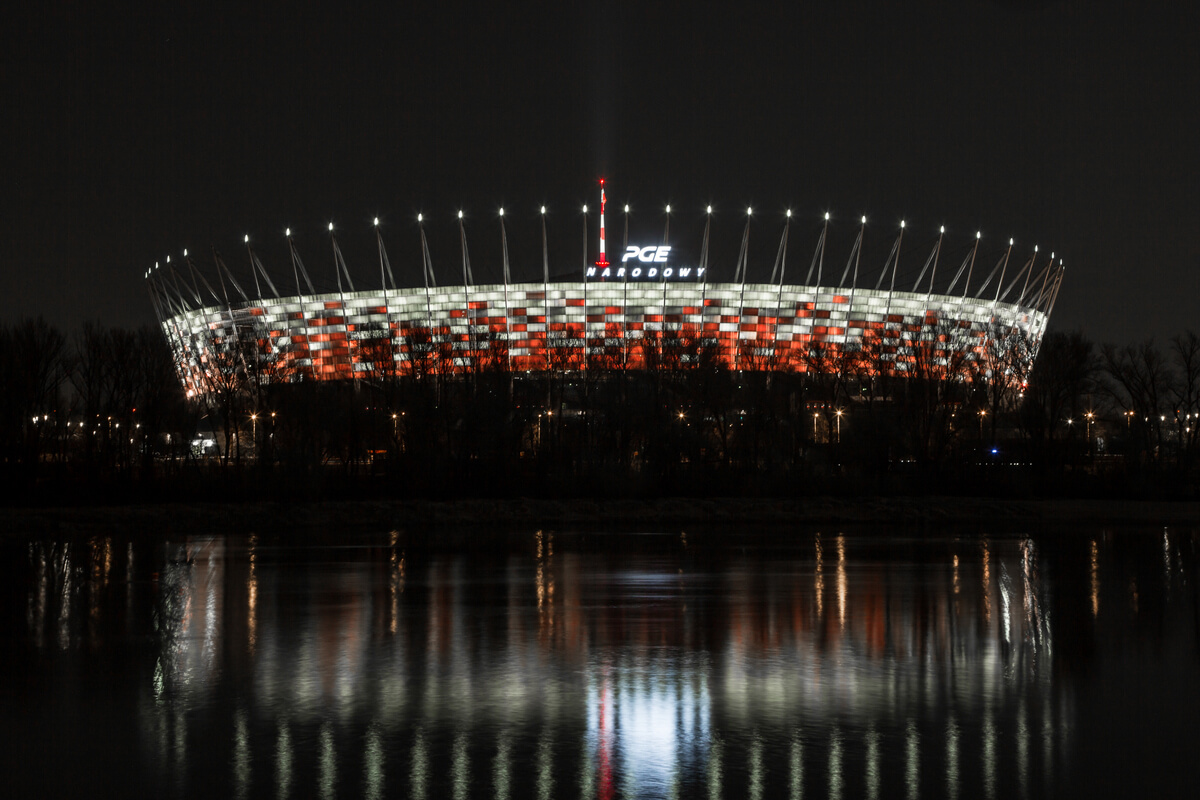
(12, 526, 1200, 798)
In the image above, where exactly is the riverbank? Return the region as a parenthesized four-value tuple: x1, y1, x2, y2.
(3, 496, 1199, 537)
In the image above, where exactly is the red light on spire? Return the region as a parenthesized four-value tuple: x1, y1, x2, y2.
(596, 179, 609, 270)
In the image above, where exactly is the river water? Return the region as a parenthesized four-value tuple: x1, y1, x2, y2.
(3, 524, 1198, 798)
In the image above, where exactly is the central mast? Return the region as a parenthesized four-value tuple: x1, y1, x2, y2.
(595, 178, 609, 275)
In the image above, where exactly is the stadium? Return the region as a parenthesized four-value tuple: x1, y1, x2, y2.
(147, 189, 1060, 397)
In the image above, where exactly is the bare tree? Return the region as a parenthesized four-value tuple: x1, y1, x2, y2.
(0, 318, 67, 482)
(195, 326, 248, 467)
(70, 321, 112, 463)
(1170, 331, 1200, 469)
(402, 324, 437, 382)
(1022, 331, 1096, 467)
(1100, 340, 1172, 465)
(894, 319, 975, 469)
(132, 326, 188, 474)
(978, 322, 1035, 444)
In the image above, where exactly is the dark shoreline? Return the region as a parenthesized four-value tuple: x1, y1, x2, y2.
(4, 496, 1199, 537)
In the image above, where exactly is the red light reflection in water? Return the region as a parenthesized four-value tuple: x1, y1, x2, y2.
(597, 666, 614, 800)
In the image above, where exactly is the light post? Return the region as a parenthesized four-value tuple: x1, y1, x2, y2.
(1085, 411, 1095, 455)
(835, 409, 843, 443)
(250, 413, 258, 444)
(813, 411, 819, 442)
(979, 409, 986, 440)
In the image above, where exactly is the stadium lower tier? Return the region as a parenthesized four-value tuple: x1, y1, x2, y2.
(159, 282, 1049, 395)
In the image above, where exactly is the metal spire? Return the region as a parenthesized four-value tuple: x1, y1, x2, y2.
(945, 232, 980, 297)
(287, 230, 316, 296)
(838, 216, 865, 288)
(330, 226, 356, 293)
(417, 214, 436, 289)
(499, 208, 511, 285)
(733, 208, 752, 284)
(246, 240, 280, 298)
(911, 227, 944, 297)
(769, 211, 791, 285)
(376, 219, 397, 291)
(805, 213, 830, 285)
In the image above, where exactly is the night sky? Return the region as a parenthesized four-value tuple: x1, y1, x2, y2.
(3, 0, 1197, 344)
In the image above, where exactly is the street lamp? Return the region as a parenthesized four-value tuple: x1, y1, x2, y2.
(1085, 411, 1095, 453)
(835, 409, 843, 443)
(978, 408, 986, 439)
(813, 411, 819, 441)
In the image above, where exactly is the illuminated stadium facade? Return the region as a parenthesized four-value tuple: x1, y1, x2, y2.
(147, 189, 1062, 398)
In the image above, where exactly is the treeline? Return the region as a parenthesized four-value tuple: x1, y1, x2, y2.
(0, 318, 192, 501)
(3, 317, 1199, 504)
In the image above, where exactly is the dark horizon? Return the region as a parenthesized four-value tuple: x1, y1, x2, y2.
(4, 1, 1198, 343)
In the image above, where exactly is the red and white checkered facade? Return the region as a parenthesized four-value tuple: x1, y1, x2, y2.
(160, 280, 1049, 396)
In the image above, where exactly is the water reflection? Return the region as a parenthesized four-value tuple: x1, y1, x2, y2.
(275, 722, 291, 800)
(792, 731, 806, 799)
(364, 724, 383, 800)
(8, 526, 1200, 798)
(234, 707, 250, 800)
